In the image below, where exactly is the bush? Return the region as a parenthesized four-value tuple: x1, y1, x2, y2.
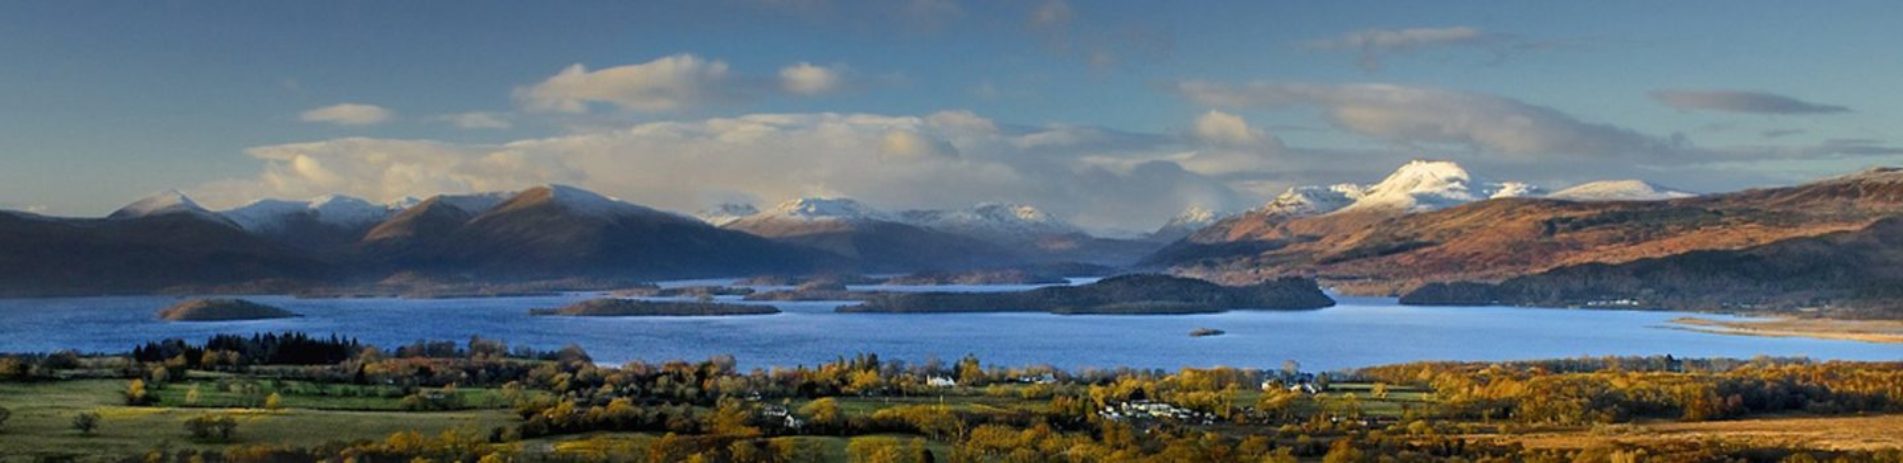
(73, 411, 100, 435)
(184, 414, 239, 441)
(0, 405, 11, 431)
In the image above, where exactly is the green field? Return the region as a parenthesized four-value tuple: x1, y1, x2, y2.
(0, 380, 516, 462)
(145, 375, 528, 411)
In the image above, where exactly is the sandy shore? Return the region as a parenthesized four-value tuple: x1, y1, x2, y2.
(1670, 316, 1903, 344)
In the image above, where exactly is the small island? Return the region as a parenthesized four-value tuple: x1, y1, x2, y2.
(157, 298, 301, 321)
(530, 298, 780, 317)
(841, 274, 1335, 315)
(1189, 327, 1226, 337)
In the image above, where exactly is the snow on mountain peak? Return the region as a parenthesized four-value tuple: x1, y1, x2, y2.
(221, 194, 394, 231)
(1254, 160, 1541, 217)
(435, 192, 513, 215)
(1262, 184, 1364, 216)
(387, 196, 424, 211)
(765, 197, 891, 222)
(899, 202, 1079, 241)
(1549, 180, 1696, 202)
(517, 184, 659, 219)
(1490, 181, 1544, 199)
(1150, 205, 1238, 241)
(696, 203, 759, 226)
(1171, 205, 1219, 225)
(1335, 160, 1548, 213)
(305, 195, 388, 226)
(111, 190, 220, 220)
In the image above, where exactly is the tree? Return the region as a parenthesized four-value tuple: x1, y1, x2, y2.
(73, 411, 100, 435)
(126, 379, 149, 405)
(185, 384, 202, 406)
(729, 440, 764, 463)
(955, 355, 985, 386)
(185, 414, 238, 441)
(799, 398, 841, 430)
(264, 392, 284, 411)
(1371, 383, 1390, 400)
(710, 397, 761, 437)
(771, 437, 825, 463)
(847, 436, 910, 463)
(1322, 438, 1364, 463)
(0, 405, 11, 432)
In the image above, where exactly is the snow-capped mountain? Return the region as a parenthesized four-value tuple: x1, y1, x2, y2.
(1261, 185, 1364, 216)
(1149, 206, 1238, 242)
(898, 203, 1080, 243)
(1549, 180, 1697, 202)
(721, 197, 1024, 270)
(1336, 160, 1539, 213)
(750, 197, 894, 223)
(222, 195, 393, 232)
(506, 184, 660, 219)
(695, 203, 760, 227)
(434, 192, 514, 216)
(1253, 160, 1540, 218)
(109, 190, 234, 225)
(386, 196, 424, 211)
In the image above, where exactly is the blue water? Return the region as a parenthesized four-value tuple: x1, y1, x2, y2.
(0, 280, 1894, 371)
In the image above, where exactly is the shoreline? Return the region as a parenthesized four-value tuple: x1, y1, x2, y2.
(1669, 317, 1903, 344)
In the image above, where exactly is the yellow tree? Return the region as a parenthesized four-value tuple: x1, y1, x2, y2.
(125, 379, 148, 405)
(710, 397, 761, 437)
(799, 398, 841, 429)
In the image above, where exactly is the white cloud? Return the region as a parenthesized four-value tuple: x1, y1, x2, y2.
(196, 111, 1247, 231)
(1191, 110, 1267, 146)
(516, 54, 733, 113)
(1178, 81, 1681, 160)
(438, 112, 513, 130)
(300, 103, 394, 126)
(779, 62, 845, 95)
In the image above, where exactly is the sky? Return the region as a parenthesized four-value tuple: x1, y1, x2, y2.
(2, 0, 1901, 231)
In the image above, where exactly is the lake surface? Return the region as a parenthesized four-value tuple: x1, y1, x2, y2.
(0, 279, 1894, 371)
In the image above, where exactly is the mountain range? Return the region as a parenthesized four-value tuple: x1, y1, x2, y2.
(1148, 163, 1903, 318)
(13, 160, 1903, 318)
(0, 185, 1158, 295)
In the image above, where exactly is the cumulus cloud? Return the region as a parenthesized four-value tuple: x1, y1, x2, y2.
(437, 112, 512, 130)
(300, 103, 394, 126)
(1178, 81, 1683, 160)
(517, 54, 734, 113)
(196, 111, 1246, 231)
(1191, 110, 1268, 146)
(779, 62, 845, 95)
(1650, 90, 1850, 115)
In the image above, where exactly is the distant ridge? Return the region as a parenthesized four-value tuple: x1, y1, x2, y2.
(1148, 163, 1903, 312)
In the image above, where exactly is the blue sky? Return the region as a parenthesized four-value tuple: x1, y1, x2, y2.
(3, 0, 1899, 229)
